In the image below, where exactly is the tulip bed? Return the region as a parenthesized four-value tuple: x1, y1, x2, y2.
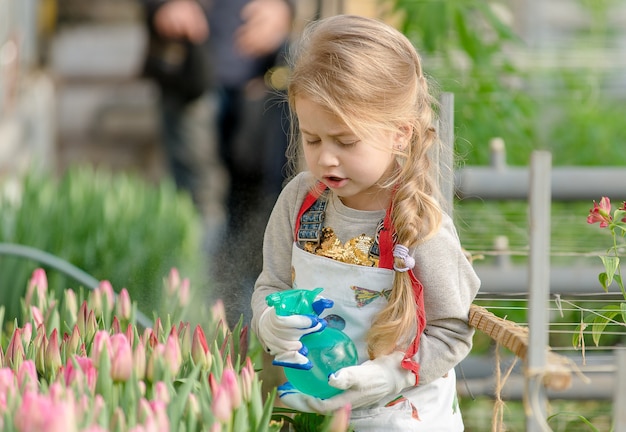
(0, 268, 350, 431)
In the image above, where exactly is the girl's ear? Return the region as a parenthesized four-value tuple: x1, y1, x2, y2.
(393, 124, 413, 151)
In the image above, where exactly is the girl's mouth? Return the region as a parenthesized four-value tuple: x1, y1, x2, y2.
(323, 176, 348, 188)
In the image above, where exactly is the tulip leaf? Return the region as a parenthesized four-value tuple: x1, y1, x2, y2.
(169, 365, 200, 427)
(621, 302, 626, 323)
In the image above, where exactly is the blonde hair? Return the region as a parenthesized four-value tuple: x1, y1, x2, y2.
(287, 15, 443, 359)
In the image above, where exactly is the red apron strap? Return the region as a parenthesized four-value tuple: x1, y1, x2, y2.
(294, 182, 327, 240)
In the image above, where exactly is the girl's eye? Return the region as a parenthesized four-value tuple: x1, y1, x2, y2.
(339, 140, 358, 147)
(305, 139, 321, 145)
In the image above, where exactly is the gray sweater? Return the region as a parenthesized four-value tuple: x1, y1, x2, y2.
(251, 171, 481, 385)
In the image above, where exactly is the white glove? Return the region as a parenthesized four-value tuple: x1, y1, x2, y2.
(257, 306, 326, 369)
(294, 351, 416, 412)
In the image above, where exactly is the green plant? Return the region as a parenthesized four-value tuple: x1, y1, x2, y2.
(0, 268, 352, 431)
(0, 166, 206, 322)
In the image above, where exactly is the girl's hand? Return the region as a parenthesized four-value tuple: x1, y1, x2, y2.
(284, 351, 415, 412)
(257, 306, 327, 369)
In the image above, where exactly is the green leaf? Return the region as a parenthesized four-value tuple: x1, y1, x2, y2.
(591, 306, 619, 346)
(621, 302, 626, 323)
(600, 255, 619, 288)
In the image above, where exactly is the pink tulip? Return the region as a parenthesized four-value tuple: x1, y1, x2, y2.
(211, 385, 232, 423)
(110, 333, 133, 382)
(44, 328, 62, 378)
(77, 301, 89, 337)
(162, 330, 182, 376)
(86, 310, 98, 343)
(91, 330, 112, 365)
(33, 325, 47, 375)
(588, 197, 613, 227)
(191, 325, 211, 370)
(25, 268, 48, 310)
(64, 289, 78, 323)
(0, 368, 16, 401)
(30, 306, 44, 328)
(221, 367, 242, 409)
(179, 278, 191, 307)
(133, 340, 147, 380)
(240, 358, 255, 402)
(14, 390, 78, 432)
(64, 325, 82, 360)
(153, 381, 170, 404)
(116, 288, 132, 321)
(98, 280, 115, 313)
(63, 355, 97, 393)
(21, 323, 32, 347)
(166, 268, 181, 296)
(17, 360, 38, 393)
(186, 393, 200, 419)
(111, 316, 121, 334)
(125, 323, 135, 348)
(110, 407, 127, 432)
(178, 322, 191, 361)
(6, 328, 25, 371)
(211, 300, 228, 329)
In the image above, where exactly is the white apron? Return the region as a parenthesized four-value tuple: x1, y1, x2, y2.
(291, 244, 464, 431)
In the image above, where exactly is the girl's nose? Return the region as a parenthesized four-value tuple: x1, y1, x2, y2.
(317, 144, 339, 167)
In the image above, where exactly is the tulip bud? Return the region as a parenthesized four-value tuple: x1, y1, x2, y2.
(133, 340, 146, 380)
(166, 268, 181, 296)
(240, 359, 254, 402)
(110, 334, 132, 382)
(98, 280, 115, 314)
(6, 328, 25, 371)
(154, 381, 170, 404)
(111, 316, 121, 334)
(221, 367, 241, 409)
(91, 331, 112, 365)
(86, 310, 98, 343)
(25, 268, 48, 310)
(33, 325, 47, 375)
(64, 289, 78, 324)
(110, 406, 126, 432)
(163, 332, 182, 377)
(77, 301, 89, 337)
(178, 278, 190, 307)
(17, 359, 38, 392)
(64, 325, 82, 359)
(191, 325, 211, 370)
(125, 324, 134, 348)
(115, 288, 132, 321)
(178, 322, 191, 362)
(21, 323, 33, 347)
(211, 385, 232, 423)
(45, 328, 63, 378)
(30, 306, 44, 328)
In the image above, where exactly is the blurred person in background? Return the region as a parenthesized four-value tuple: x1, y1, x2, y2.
(140, 0, 294, 327)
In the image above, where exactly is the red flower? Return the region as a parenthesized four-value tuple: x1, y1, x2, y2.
(587, 197, 613, 228)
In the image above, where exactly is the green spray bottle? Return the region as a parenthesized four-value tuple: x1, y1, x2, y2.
(266, 288, 358, 399)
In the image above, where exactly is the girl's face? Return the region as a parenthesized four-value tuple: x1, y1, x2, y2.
(296, 96, 402, 211)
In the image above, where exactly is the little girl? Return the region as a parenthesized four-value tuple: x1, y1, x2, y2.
(251, 14, 480, 431)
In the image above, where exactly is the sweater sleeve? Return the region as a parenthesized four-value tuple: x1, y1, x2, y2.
(250, 172, 312, 338)
(411, 214, 481, 385)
